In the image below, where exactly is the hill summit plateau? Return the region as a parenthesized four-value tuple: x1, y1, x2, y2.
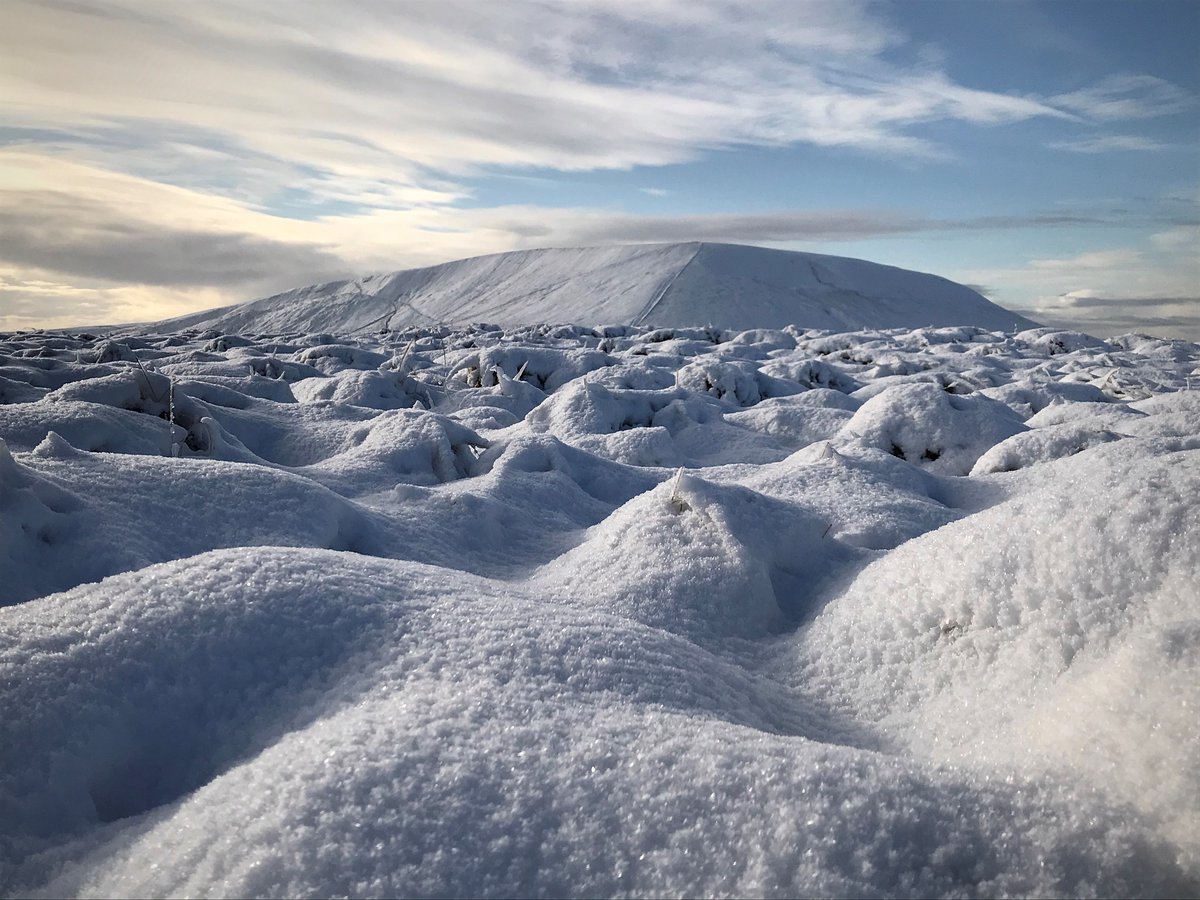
(156, 242, 1036, 334)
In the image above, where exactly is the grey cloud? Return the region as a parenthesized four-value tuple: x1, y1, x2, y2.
(957, 214, 1108, 229)
(497, 221, 556, 240)
(1055, 294, 1199, 311)
(0, 191, 349, 290)
(555, 210, 930, 245)
(961, 283, 997, 298)
(38, 0, 166, 28)
(542, 205, 1198, 248)
(938, 203, 1200, 233)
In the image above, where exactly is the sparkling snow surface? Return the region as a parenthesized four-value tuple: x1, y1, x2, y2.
(1, 322, 1197, 898)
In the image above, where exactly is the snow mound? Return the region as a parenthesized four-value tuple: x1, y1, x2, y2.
(969, 422, 1126, 474)
(0, 435, 374, 605)
(792, 442, 1200, 863)
(531, 474, 847, 641)
(836, 382, 1027, 475)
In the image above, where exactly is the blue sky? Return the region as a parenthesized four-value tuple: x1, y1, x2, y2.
(0, 0, 1196, 336)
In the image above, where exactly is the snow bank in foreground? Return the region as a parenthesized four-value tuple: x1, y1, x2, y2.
(0, 323, 1197, 897)
(3, 549, 1192, 898)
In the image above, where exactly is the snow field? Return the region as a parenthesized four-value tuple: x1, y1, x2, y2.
(0, 320, 1197, 897)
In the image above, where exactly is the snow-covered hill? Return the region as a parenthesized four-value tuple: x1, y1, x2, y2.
(152, 242, 1037, 335)
(2, 320, 1197, 896)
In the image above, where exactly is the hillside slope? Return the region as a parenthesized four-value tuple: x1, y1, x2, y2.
(153, 242, 1037, 335)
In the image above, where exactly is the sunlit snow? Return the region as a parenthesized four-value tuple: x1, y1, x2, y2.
(1, 249, 1197, 897)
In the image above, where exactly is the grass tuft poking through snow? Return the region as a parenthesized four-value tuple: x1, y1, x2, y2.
(667, 466, 690, 513)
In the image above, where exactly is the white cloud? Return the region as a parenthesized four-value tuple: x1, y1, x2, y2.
(1029, 248, 1145, 273)
(954, 238, 1200, 340)
(1150, 224, 1200, 250)
(1033, 295, 1200, 341)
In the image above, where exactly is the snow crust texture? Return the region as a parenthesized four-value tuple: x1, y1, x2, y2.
(1, 319, 1198, 898)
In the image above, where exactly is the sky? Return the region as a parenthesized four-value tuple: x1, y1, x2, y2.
(0, 0, 1197, 338)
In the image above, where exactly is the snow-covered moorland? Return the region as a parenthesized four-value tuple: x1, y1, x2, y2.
(1, 318, 1198, 897)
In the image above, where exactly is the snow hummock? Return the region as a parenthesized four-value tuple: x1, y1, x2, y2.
(1, 318, 1197, 898)
(149, 242, 1037, 335)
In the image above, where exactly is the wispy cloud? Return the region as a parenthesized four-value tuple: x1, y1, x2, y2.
(1, 0, 1116, 194)
(1048, 135, 1171, 153)
(1051, 75, 1194, 122)
(0, 1, 893, 181)
(4, 1, 1193, 199)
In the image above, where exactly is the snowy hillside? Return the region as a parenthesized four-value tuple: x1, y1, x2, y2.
(151, 243, 1037, 335)
(1, 319, 1198, 897)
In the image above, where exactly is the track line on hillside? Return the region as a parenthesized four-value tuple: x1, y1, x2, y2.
(631, 244, 702, 327)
